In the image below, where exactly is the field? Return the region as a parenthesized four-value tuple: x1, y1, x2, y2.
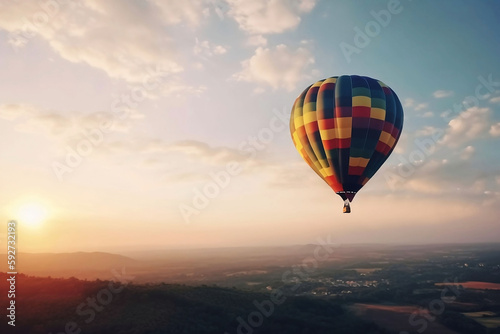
(435, 281, 500, 290)
(463, 311, 500, 329)
(473, 318, 500, 329)
(351, 268, 382, 274)
(351, 303, 459, 334)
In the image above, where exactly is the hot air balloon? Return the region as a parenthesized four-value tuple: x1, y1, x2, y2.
(290, 75, 404, 213)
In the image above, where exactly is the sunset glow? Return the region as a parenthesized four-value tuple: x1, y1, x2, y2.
(15, 202, 48, 228)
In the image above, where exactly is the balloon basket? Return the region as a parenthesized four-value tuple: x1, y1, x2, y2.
(343, 199, 351, 213)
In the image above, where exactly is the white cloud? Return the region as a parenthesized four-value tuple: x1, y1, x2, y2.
(194, 39, 210, 55)
(194, 38, 228, 57)
(0, 1, 209, 83)
(403, 98, 415, 108)
(387, 158, 499, 204)
(214, 45, 227, 55)
(0, 104, 142, 138)
(226, 0, 316, 34)
(403, 99, 431, 113)
(96, 138, 249, 166)
(167, 140, 247, 165)
(440, 110, 451, 118)
(433, 90, 454, 98)
(404, 179, 443, 195)
(148, 0, 207, 26)
(393, 133, 407, 154)
(265, 160, 319, 188)
(159, 81, 207, 98)
(234, 44, 314, 91)
(16, 112, 74, 136)
(490, 122, 500, 137)
(460, 145, 475, 160)
(0, 104, 36, 120)
(247, 34, 268, 46)
(440, 107, 491, 147)
(414, 103, 428, 111)
(297, 0, 316, 12)
(83, 136, 266, 182)
(415, 126, 440, 137)
(490, 96, 500, 104)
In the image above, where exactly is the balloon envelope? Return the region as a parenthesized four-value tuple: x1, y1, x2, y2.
(290, 75, 404, 212)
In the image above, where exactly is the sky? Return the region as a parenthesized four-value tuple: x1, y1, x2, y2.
(0, 0, 499, 253)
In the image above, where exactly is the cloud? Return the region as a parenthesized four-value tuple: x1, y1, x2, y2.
(403, 98, 415, 108)
(490, 96, 500, 104)
(433, 90, 454, 98)
(0, 103, 36, 120)
(415, 126, 440, 137)
(460, 145, 475, 160)
(214, 45, 228, 55)
(226, 0, 316, 34)
(382, 107, 499, 203)
(95, 136, 292, 187)
(166, 140, 247, 165)
(403, 178, 444, 195)
(16, 112, 74, 136)
(192, 62, 204, 70)
(403, 99, 431, 114)
(234, 44, 314, 91)
(148, 0, 207, 26)
(194, 38, 228, 57)
(393, 133, 408, 154)
(0, 103, 143, 138)
(0, 1, 209, 83)
(92, 137, 250, 167)
(156, 78, 207, 98)
(265, 160, 319, 189)
(386, 158, 500, 204)
(414, 103, 428, 111)
(420, 111, 434, 118)
(490, 122, 500, 137)
(247, 34, 268, 46)
(139, 157, 168, 169)
(440, 106, 491, 147)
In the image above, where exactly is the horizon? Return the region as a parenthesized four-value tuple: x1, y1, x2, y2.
(3, 240, 500, 256)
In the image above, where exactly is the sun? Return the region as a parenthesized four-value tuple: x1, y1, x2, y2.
(16, 203, 48, 228)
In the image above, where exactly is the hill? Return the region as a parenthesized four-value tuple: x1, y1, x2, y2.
(0, 273, 385, 334)
(0, 252, 138, 280)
